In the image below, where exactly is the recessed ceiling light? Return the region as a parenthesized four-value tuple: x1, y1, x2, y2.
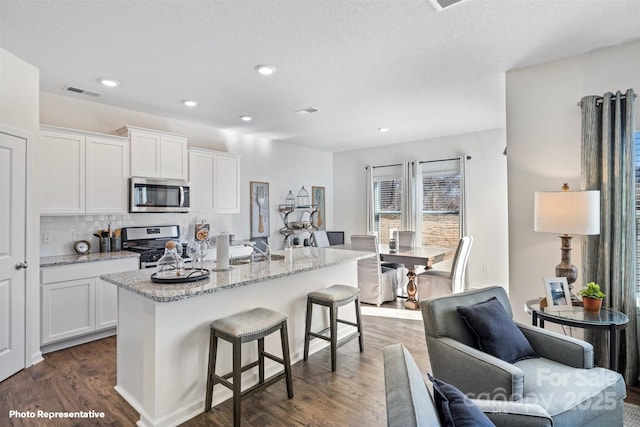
(378, 127, 390, 133)
(240, 115, 253, 122)
(183, 100, 199, 108)
(99, 78, 120, 87)
(254, 64, 276, 76)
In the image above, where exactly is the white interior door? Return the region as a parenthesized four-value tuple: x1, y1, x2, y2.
(0, 130, 27, 381)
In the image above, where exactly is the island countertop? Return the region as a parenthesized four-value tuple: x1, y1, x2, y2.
(100, 247, 373, 303)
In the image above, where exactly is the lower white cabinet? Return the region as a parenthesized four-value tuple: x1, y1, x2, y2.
(40, 257, 138, 350)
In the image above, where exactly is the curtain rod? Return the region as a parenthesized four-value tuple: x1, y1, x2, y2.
(419, 155, 471, 165)
(368, 156, 471, 169)
(576, 92, 637, 107)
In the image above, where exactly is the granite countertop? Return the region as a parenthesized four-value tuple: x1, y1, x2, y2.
(40, 251, 140, 268)
(100, 247, 373, 303)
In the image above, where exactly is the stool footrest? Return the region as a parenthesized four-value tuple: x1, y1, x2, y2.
(241, 371, 287, 399)
(337, 319, 358, 328)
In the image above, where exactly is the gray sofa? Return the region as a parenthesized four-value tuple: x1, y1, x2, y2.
(420, 286, 626, 427)
(383, 343, 553, 426)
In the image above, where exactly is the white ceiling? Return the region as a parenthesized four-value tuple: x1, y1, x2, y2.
(1, 0, 639, 152)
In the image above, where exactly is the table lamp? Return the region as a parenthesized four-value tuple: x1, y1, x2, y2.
(534, 183, 600, 305)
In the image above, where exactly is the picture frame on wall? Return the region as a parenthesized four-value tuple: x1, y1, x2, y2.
(250, 181, 270, 238)
(543, 277, 571, 311)
(312, 186, 325, 230)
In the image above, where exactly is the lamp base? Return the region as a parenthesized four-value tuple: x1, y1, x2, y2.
(555, 235, 581, 306)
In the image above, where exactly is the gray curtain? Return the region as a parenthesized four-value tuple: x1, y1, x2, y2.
(581, 89, 638, 383)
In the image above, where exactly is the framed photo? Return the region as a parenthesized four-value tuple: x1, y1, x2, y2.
(312, 186, 325, 230)
(543, 277, 571, 311)
(250, 181, 270, 238)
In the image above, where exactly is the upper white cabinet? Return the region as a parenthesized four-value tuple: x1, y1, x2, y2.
(40, 125, 128, 215)
(189, 148, 240, 213)
(118, 126, 188, 180)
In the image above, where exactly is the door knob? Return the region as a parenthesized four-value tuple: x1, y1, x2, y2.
(15, 261, 29, 270)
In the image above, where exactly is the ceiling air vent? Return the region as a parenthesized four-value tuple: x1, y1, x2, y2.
(63, 85, 101, 97)
(426, 0, 467, 12)
(293, 107, 318, 116)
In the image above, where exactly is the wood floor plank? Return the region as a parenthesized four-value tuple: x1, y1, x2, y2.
(1, 303, 638, 426)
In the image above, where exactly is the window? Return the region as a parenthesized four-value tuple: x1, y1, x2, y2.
(421, 170, 460, 248)
(370, 158, 466, 246)
(373, 166, 402, 243)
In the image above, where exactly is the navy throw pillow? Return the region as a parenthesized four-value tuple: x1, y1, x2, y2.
(428, 373, 494, 427)
(456, 296, 538, 363)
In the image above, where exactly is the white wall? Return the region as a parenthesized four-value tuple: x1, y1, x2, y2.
(333, 128, 509, 289)
(0, 47, 42, 366)
(39, 93, 333, 255)
(506, 40, 640, 323)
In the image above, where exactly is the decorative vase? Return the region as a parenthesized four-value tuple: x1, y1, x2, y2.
(582, 296, 602, 313)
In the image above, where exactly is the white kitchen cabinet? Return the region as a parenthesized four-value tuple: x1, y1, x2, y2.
(118, 126, 189, 180)
(41, 278, 95, 344)
(85, 136, 129, 213)
(96, 277, 118, 329)
(40, 125, 128, 215)
(40, 129, 85, 214)
(40, 257, 139, 352)
(189, 148, 240, 213)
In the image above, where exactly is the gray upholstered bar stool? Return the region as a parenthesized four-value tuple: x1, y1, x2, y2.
(205, 307, 294, 426)
(303, 284, 364, 371)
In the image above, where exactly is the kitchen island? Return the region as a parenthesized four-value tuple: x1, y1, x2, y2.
(101, 247, 373, 427)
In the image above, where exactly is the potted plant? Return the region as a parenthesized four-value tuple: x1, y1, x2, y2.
(577, 282, 605, 312)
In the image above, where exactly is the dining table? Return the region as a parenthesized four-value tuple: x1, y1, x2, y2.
(378, 244, 455, 309)
(338, 243, 455, 309)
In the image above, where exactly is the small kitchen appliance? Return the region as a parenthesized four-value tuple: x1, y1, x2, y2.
(129, 177, 190, 213)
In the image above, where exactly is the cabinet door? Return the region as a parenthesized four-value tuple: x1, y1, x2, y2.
(85, 136, 129, 213)
(160, 135, 188, 180)
(215, 155, 240, 213)
(41, 278, 95, 344)
(95, 278, 118, 330)
(40, 131, 85, 214)
(189, 150, 214, 210)
(130, 130, 161, 177)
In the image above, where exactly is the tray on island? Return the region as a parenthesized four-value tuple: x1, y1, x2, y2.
(150, 268, 210, 284)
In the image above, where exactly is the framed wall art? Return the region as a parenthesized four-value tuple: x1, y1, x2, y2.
(250, 181, 270, 238)
(312, 186, 325, 230)
(543, 277, 571, 311)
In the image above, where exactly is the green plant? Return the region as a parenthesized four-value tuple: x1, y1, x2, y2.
(577, 282, 605, 299)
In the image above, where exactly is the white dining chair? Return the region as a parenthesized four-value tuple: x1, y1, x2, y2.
(351, 235, 399, 306)
(416, 235, 473, 300)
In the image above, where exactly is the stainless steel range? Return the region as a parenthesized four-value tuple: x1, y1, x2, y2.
(122, 225, 190, 268)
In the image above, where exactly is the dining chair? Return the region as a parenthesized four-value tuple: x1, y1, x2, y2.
(382, 230, 416, 297)
(416, 235, 473, 300)
(310, 230, 331, 247)
(351, 235, 399, 306)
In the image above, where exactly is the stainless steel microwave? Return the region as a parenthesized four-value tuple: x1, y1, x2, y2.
(129, 177, 190, 213)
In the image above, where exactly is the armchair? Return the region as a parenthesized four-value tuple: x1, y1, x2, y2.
(420, 286, 626, 427)
(383, 343, 553, 427)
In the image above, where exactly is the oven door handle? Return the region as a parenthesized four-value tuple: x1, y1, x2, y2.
(179, 186, 185, 208)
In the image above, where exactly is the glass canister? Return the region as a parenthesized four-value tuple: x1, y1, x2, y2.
(155, 241, 186, 278)
(296, 186, 310, 208)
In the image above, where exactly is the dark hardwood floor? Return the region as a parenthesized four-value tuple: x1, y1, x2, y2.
(1, 301, 638, 426)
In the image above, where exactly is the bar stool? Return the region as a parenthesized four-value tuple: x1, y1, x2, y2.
(303, 284, 364, 371)
(205, 307, 294, 426)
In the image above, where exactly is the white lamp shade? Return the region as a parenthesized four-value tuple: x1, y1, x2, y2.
(534, 190, 600, 235)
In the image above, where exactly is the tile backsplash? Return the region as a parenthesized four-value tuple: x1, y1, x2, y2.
(40, 213, 236, 257)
